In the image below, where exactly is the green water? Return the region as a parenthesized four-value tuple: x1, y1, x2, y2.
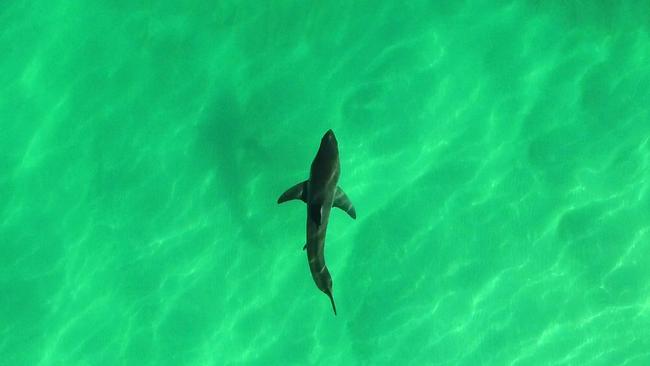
(2, 1, 650, 365)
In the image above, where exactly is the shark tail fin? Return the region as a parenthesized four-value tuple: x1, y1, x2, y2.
(326, 289, 337, 316)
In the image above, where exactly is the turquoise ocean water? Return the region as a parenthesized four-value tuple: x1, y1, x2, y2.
(2, 1, 650, 365)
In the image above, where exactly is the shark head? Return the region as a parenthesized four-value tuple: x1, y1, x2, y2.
(323, 128, 336, 141)
(317, 129, 339, 159)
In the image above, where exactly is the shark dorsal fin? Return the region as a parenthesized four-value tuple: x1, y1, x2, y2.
(310, 204, 323, 226)
(333, 186, 356, 219)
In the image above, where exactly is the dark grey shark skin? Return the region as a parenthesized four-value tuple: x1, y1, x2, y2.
(277, 129, 356, 315)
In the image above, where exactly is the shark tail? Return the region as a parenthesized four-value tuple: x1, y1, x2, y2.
(325, 289, 337, 316)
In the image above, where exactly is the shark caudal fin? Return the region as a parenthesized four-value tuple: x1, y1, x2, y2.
(278, 181, 307, 204)
(333, 186, 356, 219)
(325, 289, 337, 316)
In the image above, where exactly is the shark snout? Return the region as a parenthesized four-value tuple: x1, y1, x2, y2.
(321, 129, 338, 149)
(323, 129, 336, 142)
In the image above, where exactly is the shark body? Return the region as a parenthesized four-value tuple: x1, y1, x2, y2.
(278, 129, 356, 315)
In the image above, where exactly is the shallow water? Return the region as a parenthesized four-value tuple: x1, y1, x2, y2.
(2, 1, 650, 365)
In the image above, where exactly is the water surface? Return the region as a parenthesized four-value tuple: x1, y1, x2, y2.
(2, 1, 650, 365)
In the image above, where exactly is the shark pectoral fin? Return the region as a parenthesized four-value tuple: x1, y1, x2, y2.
(333, 186, 357, 219)
(302, 243, 307, 250)
(278, 181, 307, 204)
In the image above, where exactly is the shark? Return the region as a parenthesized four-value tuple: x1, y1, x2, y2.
(277, 129, 356, 315)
